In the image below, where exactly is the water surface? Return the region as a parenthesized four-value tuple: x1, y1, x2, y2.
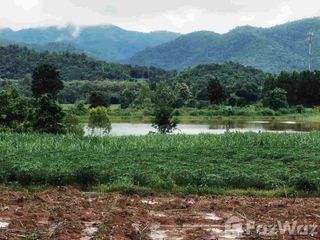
(84, 120, 320, 136)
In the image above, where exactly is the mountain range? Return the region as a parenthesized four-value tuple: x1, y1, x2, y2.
(1, 17, 320, 73)
(0, 25, 180, 61)
(128, 17, 320, 73)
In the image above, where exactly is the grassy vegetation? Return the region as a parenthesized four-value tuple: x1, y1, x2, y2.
(0, 132, 319, 196)
(62, 104, 320, 124)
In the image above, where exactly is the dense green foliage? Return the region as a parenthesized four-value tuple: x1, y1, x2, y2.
(263, 88, 288, 110)
(264, 70, 320, 106)
(0, 45, 171, 80)
(128, 17, 320, 72)
(174, 62, 266, 85)
(33, 94, 66, 134)
(0, 75, 80, 134)
(89, 92, 110, 108)
(32, 64, 63, 97)
(57, 80, 148, 105)
(0, 87, 33, 130)
(0, 25, 180, 61)
(0, 132, 319, 195)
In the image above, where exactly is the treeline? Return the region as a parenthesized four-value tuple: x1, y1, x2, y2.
(0, 64, 82, 134)
(2, 44, 320, 110)
(0, 45, 171, 80)
(264, 71, 320, 106)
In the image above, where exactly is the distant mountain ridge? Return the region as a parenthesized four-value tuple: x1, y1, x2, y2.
(0, 25, 181, 61)
(128, 17, 320, 73)
(2, 18, 320, 73)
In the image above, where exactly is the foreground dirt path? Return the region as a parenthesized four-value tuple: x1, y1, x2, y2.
(0, 187, 319, 239)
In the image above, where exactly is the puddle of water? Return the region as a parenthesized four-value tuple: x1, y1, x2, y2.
(249, 121, 270, 124)
(207, 227, 244, 239)
(80, 222, 98, 240)
(0, 221, 9, 228)
(150, 211, 166, 217)
(281, 121, 298, 124)
(204, 213, 222, 221)
(221, 228, 244, 239)
(141, 200, 158, 205)
(149, 224, 167, 240)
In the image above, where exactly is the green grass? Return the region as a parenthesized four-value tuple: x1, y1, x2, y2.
(62, 104, 320, 124)
(0, 132, 319, 196)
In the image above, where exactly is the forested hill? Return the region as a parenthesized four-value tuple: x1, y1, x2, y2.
(0, 45, 170, 80)
(128, 17, 320, 73)
(173, 62, 267, 86)
(0, 25, 181, 61)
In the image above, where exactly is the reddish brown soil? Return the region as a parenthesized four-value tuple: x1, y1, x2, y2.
(0, 187, 319, 239)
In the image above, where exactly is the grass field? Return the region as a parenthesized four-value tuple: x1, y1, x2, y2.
(0, 132, 319, 196)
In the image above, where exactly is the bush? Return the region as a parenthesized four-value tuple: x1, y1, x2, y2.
(88, 106, 112, 134)
(75, 166, 100, 188)
(64, 113, 84, 136)
(172, 109, 181, 116)
(293, 176, 318, 193)
(260, 108, 275, 116)
(263, 88, 288, 110)
(132, 172, 152, 186)
(295, 105, 305, 114)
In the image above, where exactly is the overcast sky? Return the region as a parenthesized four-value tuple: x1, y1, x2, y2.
(1, 0, 320, 33)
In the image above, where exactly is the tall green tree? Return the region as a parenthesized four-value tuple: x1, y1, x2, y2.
(263, 88, 288, 110)
(120, 87, 139, 109)
(152, 82, 179, 134)
(33, 94, 66, 134)
(175, 82, 191, 107)
(32, 64, 64, 98)
(207, 75, 226, 104)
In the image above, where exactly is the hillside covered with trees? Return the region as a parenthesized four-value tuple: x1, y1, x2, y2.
(128, 17, 320, 73)
(0, 45, 171, 80)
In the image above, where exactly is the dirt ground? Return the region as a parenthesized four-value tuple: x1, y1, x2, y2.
(0, 187, 319, 240)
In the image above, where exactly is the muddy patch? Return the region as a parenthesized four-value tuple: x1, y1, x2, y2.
(0, 187, 319, 239)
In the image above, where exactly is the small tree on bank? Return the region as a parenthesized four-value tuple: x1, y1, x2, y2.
(32, 64, 63, 98)
(88, 106, 111, 135)
(152, 82, 179, 134)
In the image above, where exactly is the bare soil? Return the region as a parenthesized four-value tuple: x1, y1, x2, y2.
(0, 187, 319, 239)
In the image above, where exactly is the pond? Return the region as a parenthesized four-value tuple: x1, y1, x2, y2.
(84, 120, 320, 136)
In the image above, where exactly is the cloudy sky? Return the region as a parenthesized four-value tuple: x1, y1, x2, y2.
(1, 0, 320, 33)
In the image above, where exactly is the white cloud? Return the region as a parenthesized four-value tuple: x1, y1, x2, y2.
(164, 7, 197, 29)
(269, 4, 294, 25)
(240, 15, 255, 23)
(13, 0, 40, 10)
(0, 0, 319, 33)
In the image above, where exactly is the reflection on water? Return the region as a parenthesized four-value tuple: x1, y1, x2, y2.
(84, 120, 320, 136)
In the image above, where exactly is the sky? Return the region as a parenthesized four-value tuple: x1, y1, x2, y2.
(1, 0, 320, 33)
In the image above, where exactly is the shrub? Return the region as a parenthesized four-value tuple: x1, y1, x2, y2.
(88, 106, 112, 135)
(295, 105, 305, 114)
(293, 176, 318, 193)
(263, 88, 288, 110)
(260, 108, 275, 116)
(75, 166, 100, 188)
